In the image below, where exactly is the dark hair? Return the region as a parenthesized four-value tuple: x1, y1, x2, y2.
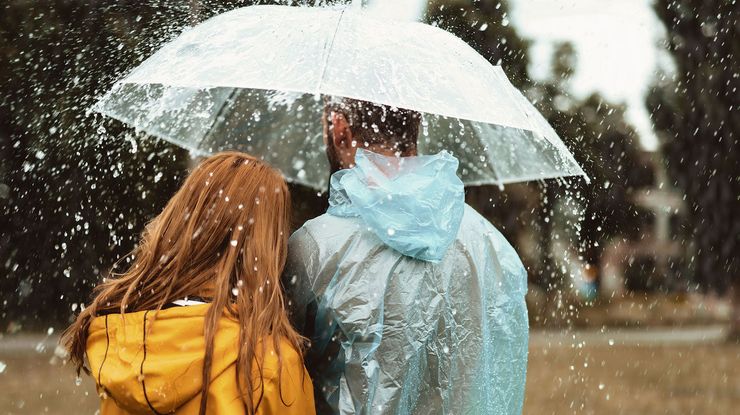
(324, 97, 421, 154)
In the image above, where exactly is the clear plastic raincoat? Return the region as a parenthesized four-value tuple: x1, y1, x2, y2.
(284, 150, 528, 414)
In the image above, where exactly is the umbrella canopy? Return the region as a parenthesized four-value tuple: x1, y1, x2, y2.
(94, 5, 587, 190)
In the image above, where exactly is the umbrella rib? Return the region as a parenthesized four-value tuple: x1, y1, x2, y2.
(198, 87, 239, 153)
(315, 9, 345, 94)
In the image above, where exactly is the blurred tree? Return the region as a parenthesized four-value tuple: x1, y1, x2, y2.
(428, 0, 648, 307)
(525, 43, 650, 317)
(0, 0, 317, 327)
(647, 0, 739, 337)
(534, 43, 651, 267)
(0, 1, 193, 327)
(426, 0, 530, 88)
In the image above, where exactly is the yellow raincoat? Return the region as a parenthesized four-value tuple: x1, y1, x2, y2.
(86, 304, 315, 414)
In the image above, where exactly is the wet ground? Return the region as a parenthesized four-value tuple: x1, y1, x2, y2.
(1, 328, 738, 414)
(526, 327, 739, 414)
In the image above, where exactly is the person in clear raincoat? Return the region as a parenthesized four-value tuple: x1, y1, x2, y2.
(284, 98, 529, 415)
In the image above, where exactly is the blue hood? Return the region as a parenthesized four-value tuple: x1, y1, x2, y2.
(328, 149, 465, 262)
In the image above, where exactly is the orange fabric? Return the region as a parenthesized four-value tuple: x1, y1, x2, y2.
(86, 304, 314, 414)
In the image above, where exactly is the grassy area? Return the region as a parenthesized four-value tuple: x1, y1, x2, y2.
(0, 334, 738, 414)
(525, 341, 739, 414)
(0, 352, 97, 415)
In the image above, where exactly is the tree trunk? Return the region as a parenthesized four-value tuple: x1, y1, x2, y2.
(729, 280, 740, 343)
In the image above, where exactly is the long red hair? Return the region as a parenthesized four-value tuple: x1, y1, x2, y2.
(62, 152, 303, 415)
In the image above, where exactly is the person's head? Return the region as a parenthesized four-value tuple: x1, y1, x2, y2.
(323, 96, 422, 173)
(62, 152, 302, 415)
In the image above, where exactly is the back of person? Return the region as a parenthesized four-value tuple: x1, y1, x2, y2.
(285, 149, 529, 414)
(63, 152, 315, 415)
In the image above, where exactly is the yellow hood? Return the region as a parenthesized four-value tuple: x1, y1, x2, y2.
(86, 304, 314, 414)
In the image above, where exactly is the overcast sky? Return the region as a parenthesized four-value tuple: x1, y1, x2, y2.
(510, 0, 670, 150)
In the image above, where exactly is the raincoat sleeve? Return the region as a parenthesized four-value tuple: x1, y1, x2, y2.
(283, 226, 345, 413)
(258, 343, 316, 415)
(284, 226, 321, 334)
(473, 216, 530, 414)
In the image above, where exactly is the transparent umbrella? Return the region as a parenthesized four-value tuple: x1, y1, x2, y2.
(94, 4, 588, 191)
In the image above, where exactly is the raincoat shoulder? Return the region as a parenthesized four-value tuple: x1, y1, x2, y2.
(458, 204, 529, 295)
(288, 204, 527, 294)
